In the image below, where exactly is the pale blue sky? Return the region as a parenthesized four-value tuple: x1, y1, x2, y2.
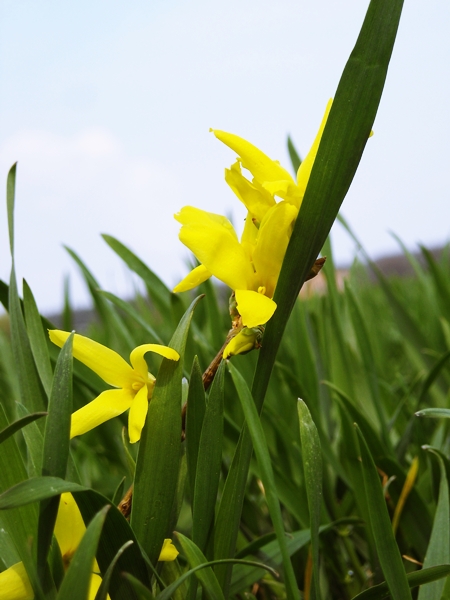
(1, 0, 449, 312)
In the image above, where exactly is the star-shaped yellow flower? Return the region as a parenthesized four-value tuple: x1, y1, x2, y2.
(49, 330, 180, 443)
(173, 100, 332, 329)
(0, 493, 178, 600)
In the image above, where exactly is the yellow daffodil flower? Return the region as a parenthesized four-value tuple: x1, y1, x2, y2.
(174, 100, 332, 328)
(0, 493, 178, 599)
(48, 330, 180, 443)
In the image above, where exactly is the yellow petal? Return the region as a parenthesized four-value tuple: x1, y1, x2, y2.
(130, 344, 179, 380)
(0, 562, 33, 600)
(175, 206, 237, 240)
(296, 99, 333, 201)
(179, 222, 255, 292)
(173, 264, 212, 292)
(225, 160, 275, 223)
(158, 539, 179, 561)
(253, 202, 298, 297)
(54, 492, 86, 559)
(70, 389, 134, 438)
(128, 385, 149, 443)
(235, 290, 277, 328)
(211, 130, 294, 186)
(262, 179, 302, 203)
(240, 212, 258, 263)
(49, 330, 137, 389)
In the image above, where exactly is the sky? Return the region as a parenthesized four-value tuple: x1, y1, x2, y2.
(0, 0, 449, 314)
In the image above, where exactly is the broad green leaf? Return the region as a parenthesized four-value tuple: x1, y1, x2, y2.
(228, 363, 300, 600)
(23, 279, 53, 398)
(37, 333, 73, 578)
(0, 411, 47, 445)
(418, 449, 450, 600)
(192, 361, 225, 553)
(56, 506, 109, 600)
(297, 399, 322, 600)
(352, 565, 450, 600)
(356, 425, 411, 599)
(132, 296, 202, 565)
(0, 477, 86, 509)
(185, 356, 206, 499)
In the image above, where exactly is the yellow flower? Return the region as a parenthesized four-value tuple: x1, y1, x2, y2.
(0, 493, 178, 599)
(48, 330, 180, 443)
(174, 101, 332, 328)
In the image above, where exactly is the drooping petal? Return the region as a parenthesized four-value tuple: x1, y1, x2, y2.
(0, 562, 33, 600)
(128, 385, 149, 443)
(49, 330, 137, 389)
(173, 264, 212, 292)
(158, 539, 179, 561)
(179, 221, 255, 292)
(253, 202, 298, 297)
(296, 99, 333, 201)
(225, 160, 275, 223)
(211, 130, 295, 186)
(70, 388, 134, 438)
(54, 492, 86, 560)
(175, 206, 237, 240)
(240, 212, 258, 263)
(130, 344, 179, 381)
(235, 290, 277, 328)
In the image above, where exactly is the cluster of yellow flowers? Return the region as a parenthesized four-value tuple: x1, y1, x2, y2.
(0, 102, 332, 599)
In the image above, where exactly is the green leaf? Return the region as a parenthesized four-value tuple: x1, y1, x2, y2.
(73, 489, 150, 599)
(356, 425, 412, 599)
(23, 279, 54, 398)
(227, 363, 300, 600)
(416, 408, 450, 419)
(0, 411, 47, 445)
(418, 449, 450, 600)
(37, 333, 73, 578)
(56, 505, 109, 600)
(287, 135, 301, 172)
(297, 399, 322, 600)
(98, 290, 164, 344)
(185, 356, 206, 499)
(122, 574, 155, 600)
(352, 565, 450, 599)
(94, 540, 134, 600)
(192, 360, 224, 553)
(102, 234, 172, 315)
(176, 533, 225, 600)
(0, 477, 86, 509)
(15, 403, 45, 477)
(132, 296, 202, 565)
(6, 163, 16, 256)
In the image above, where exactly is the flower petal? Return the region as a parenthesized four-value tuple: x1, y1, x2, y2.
(235, 290, 277, 328)
(130, 344, 180, 380)
(54, 492, 86, 559)
(296, 99, 333, 201)
(158, 539, 179, 561)
(211, 130, 295, 185)
(175, 206, 237, 240)
(173, 264, 212, 292)
(49, 330, 137, 388)
(253, 202, 298, 297)
(179, 221, 255, 292)
(225, 160, 275, 223)
(0, 562, 33, 600)
(70, 389, 134, 438)
(128, 385, 149, 443)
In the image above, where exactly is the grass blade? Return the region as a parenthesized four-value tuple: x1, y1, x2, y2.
(0, 412, 47, 445)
